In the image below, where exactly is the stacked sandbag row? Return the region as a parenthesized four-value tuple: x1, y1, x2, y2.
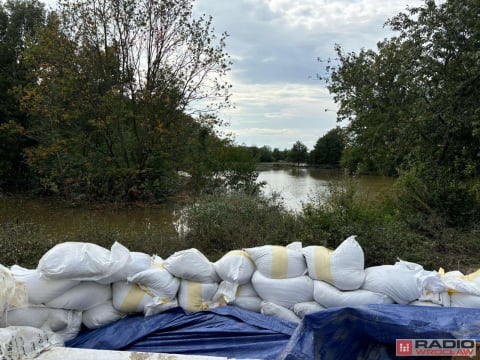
(2, 236, 479, 339)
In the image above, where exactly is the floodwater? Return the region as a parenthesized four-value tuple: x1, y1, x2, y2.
(0, 168, 394, 237)
(257, 167, 394, 212)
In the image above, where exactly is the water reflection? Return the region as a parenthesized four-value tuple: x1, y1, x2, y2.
(0, 196, 179, 239)
(257, 168, 393, 212)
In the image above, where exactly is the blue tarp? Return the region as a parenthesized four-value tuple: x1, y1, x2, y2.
(281, 305, 480, 360)
(66, 305, 297, 359)
(66, 305, 480, 359)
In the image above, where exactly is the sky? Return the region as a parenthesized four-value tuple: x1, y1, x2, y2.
(192, 0, 425, 150)
(39, 0, 425, 150)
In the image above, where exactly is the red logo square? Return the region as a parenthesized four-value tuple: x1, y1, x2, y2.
(396, 339, 413, 356)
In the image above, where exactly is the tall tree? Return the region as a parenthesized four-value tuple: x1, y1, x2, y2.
(0, 0, 45, 190)
(289, 140, 308, 166)
(326, 0, 480, 224)
(310, 127, 345, 166)
(19, 0, 232, 200)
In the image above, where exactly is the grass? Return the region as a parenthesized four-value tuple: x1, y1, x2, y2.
(1, 183, 479, 274)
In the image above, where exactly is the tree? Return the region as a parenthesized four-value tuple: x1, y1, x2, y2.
(18, 0, 232, 200)
(0, 0, 45, 191)
(310, 127, 345, 166)
(326, 0, 480, 224)
(288, 140, 308, 166)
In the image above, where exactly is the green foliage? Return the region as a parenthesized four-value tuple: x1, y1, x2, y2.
(328, 0, 480, 178)
(288, 140, 308, 166)
(325, 0, 480, 228)
(0, 0, 239, 200)
(310, 127, 345, 166)
(0, 0, 45, 191)
(179, 191, 301, 260)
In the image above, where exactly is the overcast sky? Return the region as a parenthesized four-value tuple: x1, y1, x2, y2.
(192, 0, 425, 150)
(40, 0, 426, 150)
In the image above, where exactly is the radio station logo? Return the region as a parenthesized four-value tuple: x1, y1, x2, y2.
(396, 339, 476, 357)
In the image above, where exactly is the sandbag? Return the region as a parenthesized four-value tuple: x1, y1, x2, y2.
(213, 250, 255, 284)
(177, 280, 219, 312)
(292, 301, 326, 318)
(418, 291, 450, 307)
(442, 269, 480, 296)
(260, 301, 301, 324)
(10, 265, 79, 305)
(0, 264, 27, 316)
(164, 248, 220, 283)
(37, 242, 131, 283)
(144, 298, 179, 317)
(245, 244, 306, 279)
(228, 283, 262, 313)
(251, 271, 313, 308)
(113, 252, 153, 282)
(313, 280, 394, 308)
(302, 236, 365, 290)
(112, 281, 153, 314)
(362, 265, 419, 304)
(450, 293, 480, 308)
(409, 300, 442, 307)
(1, 306, 82, 342)
(45, 282, 112, 311)
(0, 326, 63, 360)
(82, 300, 125, 329)
(127, 265, 179, 302)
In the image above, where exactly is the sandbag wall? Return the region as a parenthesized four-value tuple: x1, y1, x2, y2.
(1, 235, 480, 341)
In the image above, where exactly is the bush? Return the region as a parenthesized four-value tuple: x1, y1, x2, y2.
(178, 191, 302, 259)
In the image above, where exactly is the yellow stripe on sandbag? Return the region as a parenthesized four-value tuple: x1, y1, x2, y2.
(120, 283, 146, 313)
(314, 246, 334, 284)
(271, 246, 288, 279)
(152, 262, 165, 269)
(187, 280, 202, 311)
(223, 250, 256, 267)
(464, 269, 480, 282)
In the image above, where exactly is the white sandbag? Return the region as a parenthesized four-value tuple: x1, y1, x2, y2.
(418, 292, 451, 307)
(251, 271, 313, 308)
(11, 265, 79, 305)
(245, 245, 306, 279)
(82, 300, 125, 329)
(260, 302, 301, 324)
(362, 265, 420, 304)
(177, 280, 219, 312)
(450, 293, 480, 308)
(112, 281, 153, 314)
(314, 280, 394, 308)
(292, 301, 326, 318)
(442, 269, 480, 296)
(127, 265, 179, 302)
(104, 252, 153, 284)
(302, 236, 365, 290)
(212, 281, 239, 304)
(144, 298, 178, 317)
(45, 282, 111, 311)
(409, 300, 442, 307)
(230, 297, 263, 313)
(1, 306, 82, 342)
(37, 242, 131, 283)
(228, 283, 262, 313)
(124, 252, 153, 277)
(0, 264, 27, 315)
(0, 326, 63, 360)
(213, 250, 255, 284)
(395, 260, 447, 294)
(164, 248, 220, 283)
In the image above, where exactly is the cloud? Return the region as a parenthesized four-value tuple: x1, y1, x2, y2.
(192, 0, 426, 149)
